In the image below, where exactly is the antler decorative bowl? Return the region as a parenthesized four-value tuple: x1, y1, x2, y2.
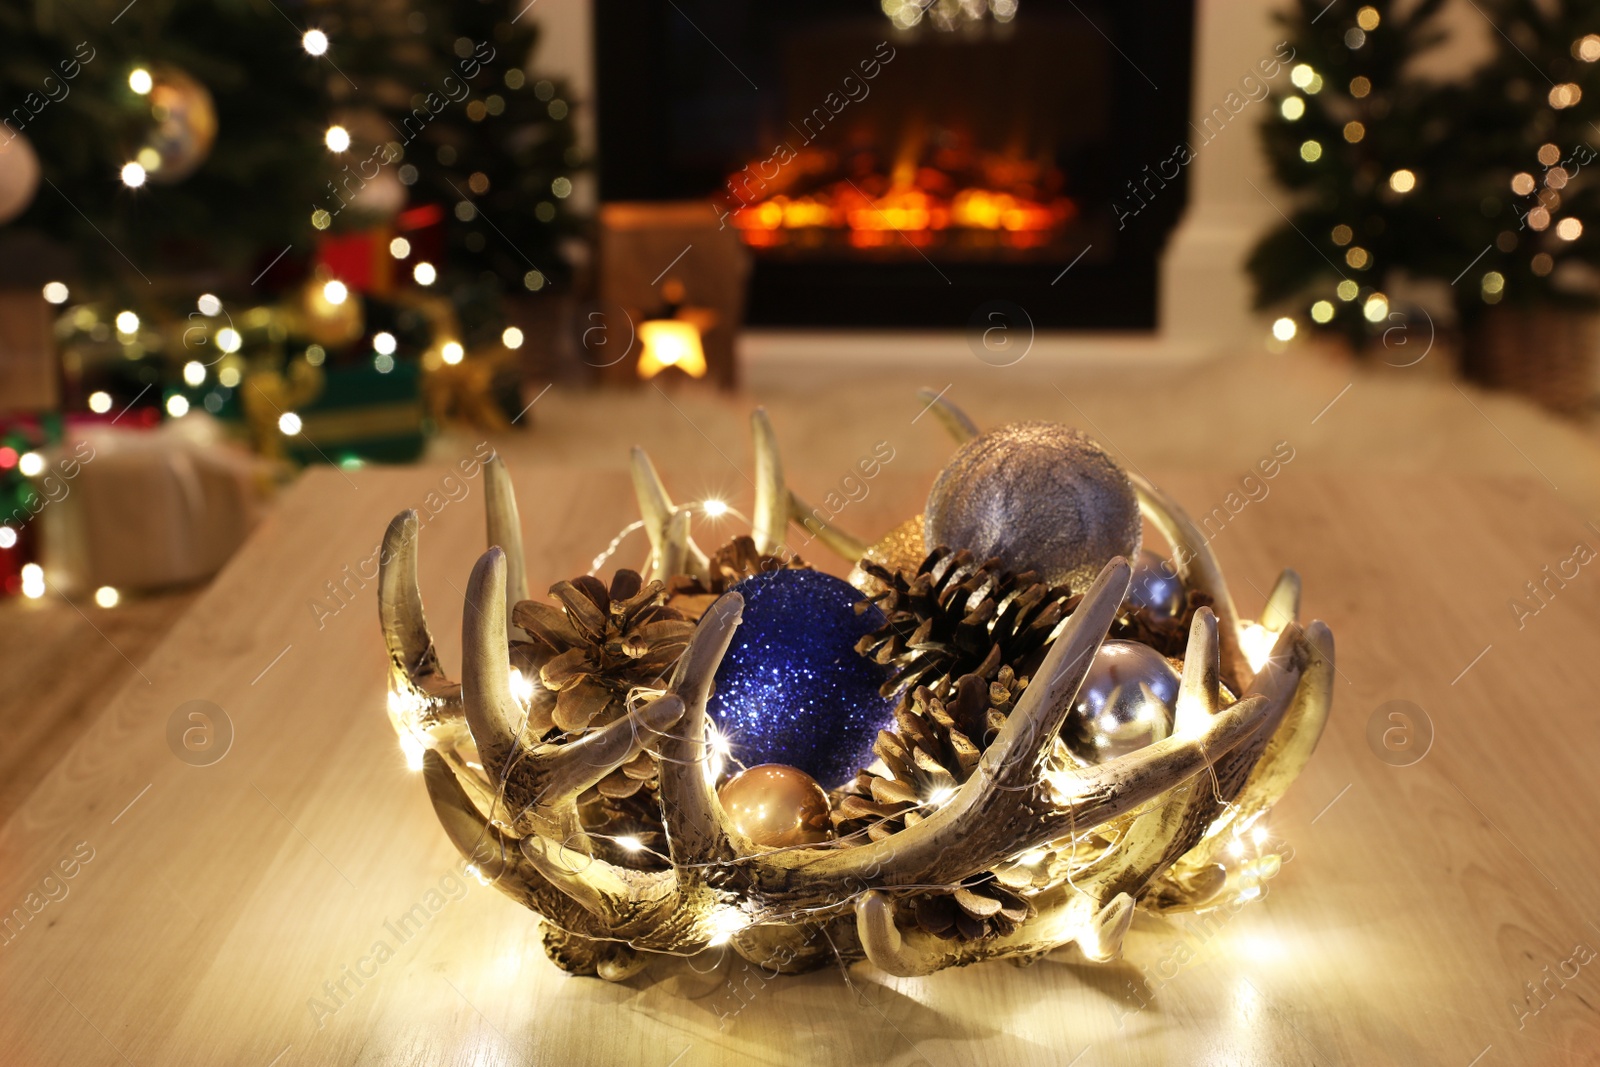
(378, 395, 1333, 981)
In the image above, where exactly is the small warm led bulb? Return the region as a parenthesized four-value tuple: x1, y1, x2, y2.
(115, 310, 140, 335)
(182, 361, 206, 387)
(279, 412, 303, 435)
(216, 327, 243, 353)
(42, 281, 69, 304)
(413, 262, 437, 285)
(197, 293, 222, 316)
(373, 331, 397, 355)
(389, 237, 411, 259)
(17, 452, 44, 477)
(94, 586, 120, 608)
(702, 498, 729, 518)
(0, 526, 15, 549)
(322, 279, 348, 305)
(441, 341, 465, 365)
(21, 563, 45, 599)
(89, 391, 113, 414)
(302, 29, 329, 55)
(166, 395, 190, 418)
(120, 162, 147, 188)
(325, 125, 351, 153)
(129, 68, 153, 94)
(501, 326, 524, 349)
(1271, 317, 1297, 341)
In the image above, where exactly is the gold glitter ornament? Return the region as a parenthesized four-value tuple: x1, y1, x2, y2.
(924, 422, 1140, 594)
(848, 513, 927, 593)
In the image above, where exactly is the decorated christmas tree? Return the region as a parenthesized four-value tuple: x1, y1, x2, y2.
(1247, 0, 1456, 346)
(0, 0, 584, 454)
(310, 0, 584, 336)
(1250, 0, 1600, 365)
(1441, 0, 1600, 315)
(0, 0, 580, 300)
(0, 0, 328, 288)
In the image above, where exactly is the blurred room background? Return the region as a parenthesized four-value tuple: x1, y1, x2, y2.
(2, 0, 1598, 814)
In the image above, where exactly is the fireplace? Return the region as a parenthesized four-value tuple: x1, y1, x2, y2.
(595, 0, 1195, 329)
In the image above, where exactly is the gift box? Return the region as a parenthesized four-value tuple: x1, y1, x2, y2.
(37, 414, 270, 593)
(287, 360, 428, 466)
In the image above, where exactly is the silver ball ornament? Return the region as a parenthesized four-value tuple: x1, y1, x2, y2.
(1063, 640, 1179, 763)
(924, 421, 1140, 594)
(0, 132, 41, 224)
(1128, 549, 1185, 619)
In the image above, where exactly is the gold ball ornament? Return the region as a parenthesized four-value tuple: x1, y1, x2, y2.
(848, 513, 927, 593)
(924, 421, 1141, 594)
(137, 67, 217, 183)
(299, 275, 365, 349)
(717, 764, 832, 848)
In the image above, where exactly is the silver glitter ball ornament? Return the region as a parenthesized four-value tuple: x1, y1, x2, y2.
(1128, 549, 1185, 619)
(924, 422, 1141, 594)
(1063, 640, 1179, 763)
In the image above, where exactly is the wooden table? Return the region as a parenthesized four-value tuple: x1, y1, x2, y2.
(3, 461, 1598, 1066)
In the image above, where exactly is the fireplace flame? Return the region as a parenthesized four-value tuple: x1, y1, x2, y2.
(728, 144, 1074, 251)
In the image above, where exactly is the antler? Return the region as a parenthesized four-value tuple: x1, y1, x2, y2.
(915, 385, 979, 443)
(854, 886, 1136, 976)
(381, 441, 1333, 981)
(630, 446, 710, 582)
(460, 546, 690, 840)
(654, 559, 1289, 900)
(1128, 472, 1247, 687)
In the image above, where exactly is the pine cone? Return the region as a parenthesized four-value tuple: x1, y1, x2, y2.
(665, 535, 809, 617)
(512, 568, 694, 736)
(911, 872, 1035, 941)
(830, 666, 1045, 941)
(855, 547, 1076, 702)
(510, 569, 693, 856)
(833, 670, 1025, 842)
(578, 776, 670, 871)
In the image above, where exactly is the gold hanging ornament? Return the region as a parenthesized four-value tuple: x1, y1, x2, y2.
(297, 273, 364, 350)
(241, 357, 324, 462)
(132, 66, 217, 183)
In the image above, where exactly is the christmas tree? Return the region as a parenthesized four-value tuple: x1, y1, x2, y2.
(1247, 0, 1456, 346)
(0, 0, 328, 291)
(312, 0, 583, 341)
(0, 0, 581, 328)
(1441, 0, 1600, 316)
(1250, 0, 1600, 351)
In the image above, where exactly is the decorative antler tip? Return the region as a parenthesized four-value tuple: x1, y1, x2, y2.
(474, 544, 507, 579)
(384, 508, 420, 538)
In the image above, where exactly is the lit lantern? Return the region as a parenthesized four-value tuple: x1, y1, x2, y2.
(636, 318, 707, 379)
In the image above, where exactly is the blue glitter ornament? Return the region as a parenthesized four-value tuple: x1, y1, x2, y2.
(708, 569, 896, 789)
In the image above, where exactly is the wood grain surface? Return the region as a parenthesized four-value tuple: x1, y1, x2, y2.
(2, 459, 1598, 1067)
